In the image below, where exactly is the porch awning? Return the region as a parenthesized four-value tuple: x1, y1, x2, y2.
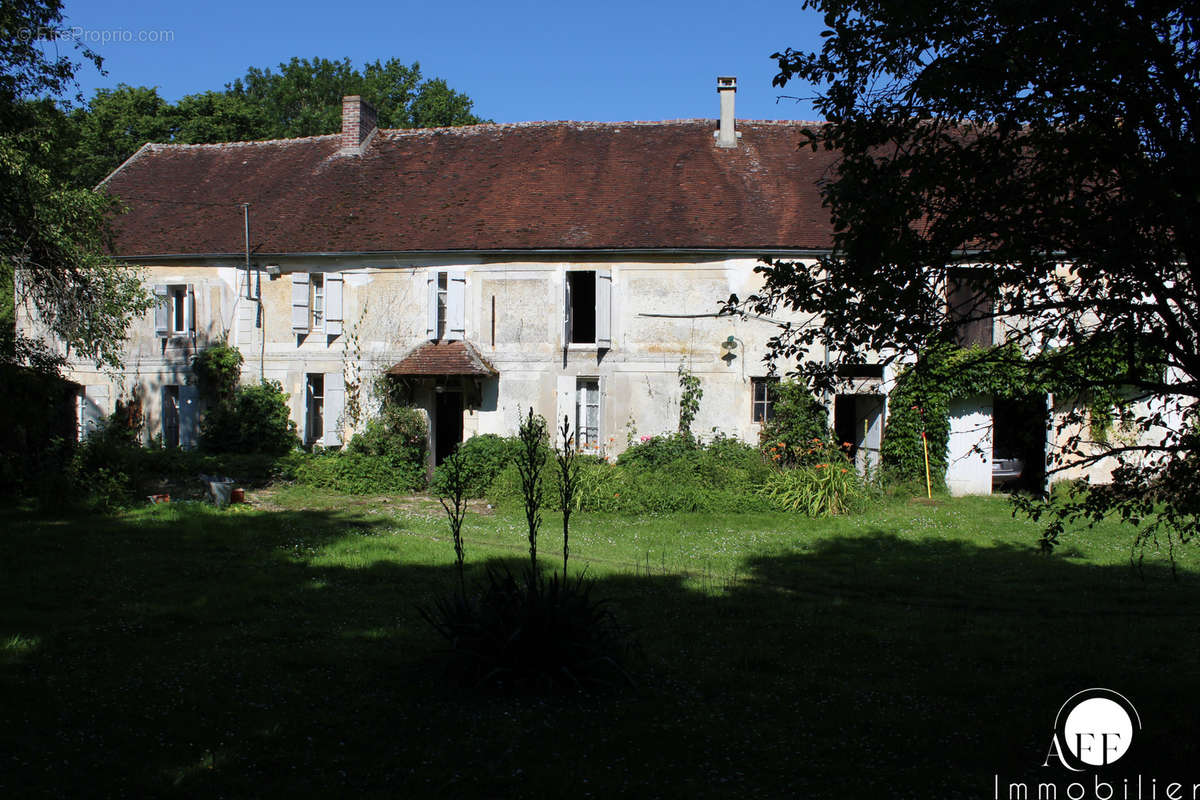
(385, 340, 498, 377)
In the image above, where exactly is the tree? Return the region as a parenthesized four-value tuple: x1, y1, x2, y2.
(739, 0, 1198, 552)
(1, 0, 150, 370)
(66, 85, 174, 187)
(62, 57, 488, 186)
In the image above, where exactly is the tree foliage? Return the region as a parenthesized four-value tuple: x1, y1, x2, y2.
(58, 57, 487, 187)
(1, 0, 150, 370)
(737, 0, 1199, 550)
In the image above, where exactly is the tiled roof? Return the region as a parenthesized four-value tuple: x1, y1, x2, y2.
(100, 120, 837, 256)
(386, 340, 498, 377)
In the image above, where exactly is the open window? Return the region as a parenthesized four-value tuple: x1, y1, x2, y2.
(564, 269, 612, 348)
(426, 270, 465, 341)
(304, 371, 345, 447)
(292, 272, 344, 336)
(154, 284, 195, 338)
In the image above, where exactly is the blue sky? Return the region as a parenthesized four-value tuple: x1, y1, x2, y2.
(56, 0, 826, 123)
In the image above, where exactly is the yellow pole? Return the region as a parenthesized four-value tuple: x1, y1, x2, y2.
(921, 431, 932, 499)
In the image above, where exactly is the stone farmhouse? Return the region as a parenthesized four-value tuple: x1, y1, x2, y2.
(28, 77, 1085, 495)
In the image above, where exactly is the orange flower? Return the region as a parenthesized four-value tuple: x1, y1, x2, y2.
(815, 463, 828, 469)
(842, 441, 853, 448)
(841, 468, 848, 473)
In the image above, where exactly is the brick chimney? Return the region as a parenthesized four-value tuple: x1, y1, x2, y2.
(716, 76, 739, 148)
(341, 95, 378, 152)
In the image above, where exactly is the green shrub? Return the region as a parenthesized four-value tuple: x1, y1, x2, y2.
(191, 343, 243, 405)
(487, 455, 772, 515)
(759, 455, 866, 517)
(200, 380, 299, 456)
(344, 405, 428, 488)
(430, 433, 521, 498)
(616, 432, 699, 469)
(422, 566, 633, 691)
(292, 452, 425, 494)
(760, 380, 830, 466)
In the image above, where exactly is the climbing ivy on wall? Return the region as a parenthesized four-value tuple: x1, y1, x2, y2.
(881, 336, 1166, 489)
(881, 343, 1039, 488)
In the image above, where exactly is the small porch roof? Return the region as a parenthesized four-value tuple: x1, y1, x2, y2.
(385, 340, 498, 377)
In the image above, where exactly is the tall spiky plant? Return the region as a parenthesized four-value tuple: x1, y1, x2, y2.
(556, 414, 580, 578)
(516, 407, 546, 574)
(436, 447, 470, 596)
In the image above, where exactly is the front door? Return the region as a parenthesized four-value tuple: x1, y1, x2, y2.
(434, 390, 463, 465)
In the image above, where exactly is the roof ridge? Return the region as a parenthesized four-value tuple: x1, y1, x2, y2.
(144, 133, 341, 150)
(376, 118, 826, 136)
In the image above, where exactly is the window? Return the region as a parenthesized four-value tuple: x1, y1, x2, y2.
(305, 373, 324, 445)
(170, 288, 187, 333)
(564, 269, 612, 348)
(154, 284, 194, 337)
(947, 271, 994, 347)
(291, 272, 344, 336)
(575, 378, 600, 452)
(426, 270, 465, 341)
(751, 377, 778, 423)
(436, 273, 448, 339)
(311, 273, 325, 332)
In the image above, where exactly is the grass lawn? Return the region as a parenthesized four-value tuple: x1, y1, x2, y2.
(2, 488, 1198, 797)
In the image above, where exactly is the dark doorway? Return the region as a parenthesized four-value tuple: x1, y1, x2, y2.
(834, 395, 859, 461)
(434, 389, 463, 465)
(992, 393, 1047, 492)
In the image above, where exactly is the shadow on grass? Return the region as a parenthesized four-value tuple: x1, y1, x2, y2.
(2, 504, 1198, 798)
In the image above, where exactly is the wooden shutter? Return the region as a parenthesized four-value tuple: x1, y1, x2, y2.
(555, 375, 575, 448)
(153, 285, 169, 337)
(426, 273, 438, 340)
(595, 269, 612, 348)
(79, 385, 108, 441)
(325, 272, 344, 335)
(563, 273, 572, 347)
(236, 300, 254, 346)
(447, 270, 466, 341)
(186, 284, 196, 335)
(178, 385, 200, 450)
(324, 372, 345, 447)
(291, 272, 310, 332)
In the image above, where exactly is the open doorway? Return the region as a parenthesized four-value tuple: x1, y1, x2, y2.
(834, 394, 885, 474)
(434, 388, 463, 465)
(992, 393, 1047, 492)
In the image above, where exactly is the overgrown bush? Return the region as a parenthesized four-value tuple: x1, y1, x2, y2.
(429, 433, 520, 498)
(291, 451, 424, 494)
(423, 566, 633, 691)
(191, 343, 243, 405)
(760, 380, 830, 466)
(759, 451, 866, 516)
(617, 431, 699, 469)
(488, 451, 772, 514)
(66, 418, 291, 510)
(200, 380, 299, 456)
(343, 402, 428, 489)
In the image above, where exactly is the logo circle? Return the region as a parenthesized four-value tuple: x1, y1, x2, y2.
(1054, 689, 1140, 769)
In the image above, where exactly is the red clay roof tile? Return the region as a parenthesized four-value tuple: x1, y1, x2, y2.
(385, 340, 498, 376)
(100, 120, 836, 256)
